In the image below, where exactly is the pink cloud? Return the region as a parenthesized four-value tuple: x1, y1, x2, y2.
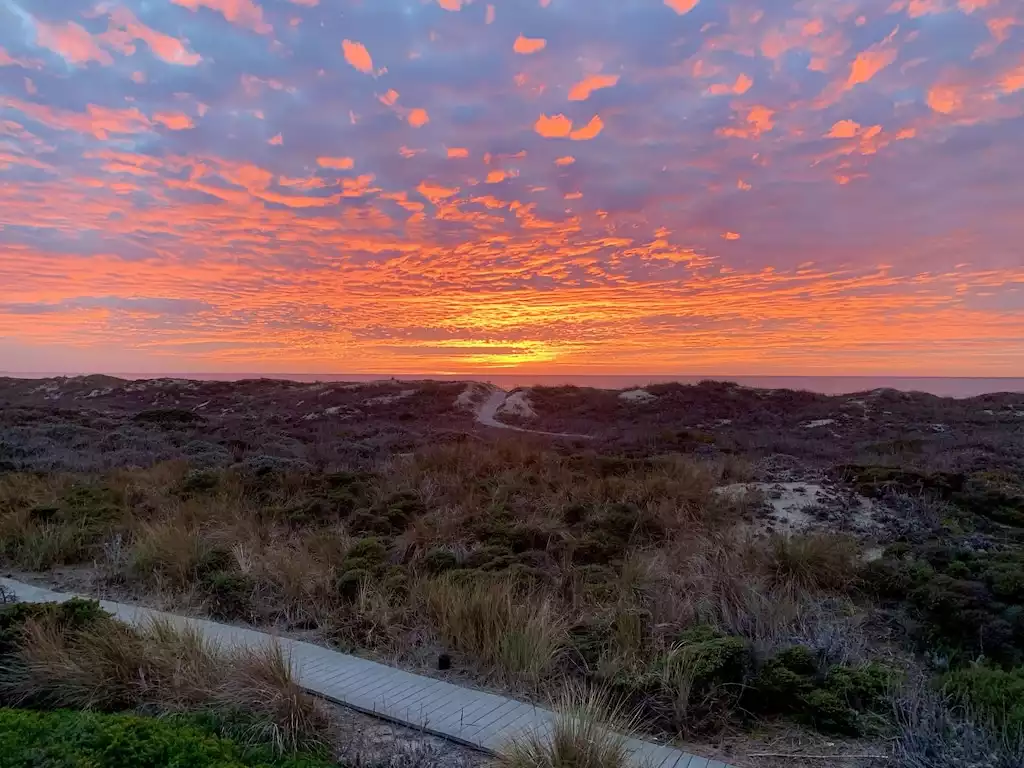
(170, 0, 271, 34)
(35, 21, 113, 66)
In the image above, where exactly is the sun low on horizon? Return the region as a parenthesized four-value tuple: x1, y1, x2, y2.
(0, 0, 1022, 377)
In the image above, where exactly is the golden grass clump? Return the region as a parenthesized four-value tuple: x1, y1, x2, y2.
(422, 576, 568, 687)
(493, 683, 641, 768)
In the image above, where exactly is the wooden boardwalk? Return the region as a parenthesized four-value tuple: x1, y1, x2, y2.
(0, 578, 729, 768)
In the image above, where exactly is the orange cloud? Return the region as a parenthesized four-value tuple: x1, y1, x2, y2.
(342, 40, 374, 73)
(555, 156, 575, 165)
(318, 156, 354, 170)
(378, 89, 399, 106)
(568, 74, 620, 101)
(268, 133, 283, 145)
(722, 231, 741, 240)
(846, 48, 897, 89)
(927, 83, 965, 113)
(827, 119, 861, 138)
(170, 0, 271, 34)
(417, 180, 459, 203)
(718, 105, 775, 139)
(1001, 62, 1024, 93)
(664, 0, 700, 14)
(486, 170, 507, 183)
(570, 115, 604, 140)
(437, 0, 462, 9)
(408, 108, 430, 128)
(513, 35, 547, 54)
(709, 73, 753, 95)
(2, 97, 152, 139)
(486, 5, 495, 24)
(36, 21, 113, 66)
(153, 112, 195, 130)
(535, 113, 573, 137)
(447, 147, 470, 158)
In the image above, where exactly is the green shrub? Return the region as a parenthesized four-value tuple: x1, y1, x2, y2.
(335, 568, 371, 601)
(0, 599, 108, 657)
(862, 545, 1024, 665)
(750, 646, 896, 735)
(0, 708, 329, 768)
(944, 664, 1024, 735)
(179, 469, 219, 496)
(424, 547, 459, 573)
(617, 625, 753, 734)
(203, 572, 254, 621)
(134, 408, 204, 426)
(348, 491, 425, 537)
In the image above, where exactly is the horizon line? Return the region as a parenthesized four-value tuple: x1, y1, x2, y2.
(2, 371, 1023, 381)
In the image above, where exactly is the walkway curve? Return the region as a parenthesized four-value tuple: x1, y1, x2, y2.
(475, 388, 594, 440)
(0, 577, 727, 768)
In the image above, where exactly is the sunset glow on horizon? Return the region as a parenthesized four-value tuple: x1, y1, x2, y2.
(1, 0, 1022, 376)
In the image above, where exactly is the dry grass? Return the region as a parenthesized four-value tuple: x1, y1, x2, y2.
(422, 576, 569, 688)
(493, 683, 641, 768)
(893, 685, 1024, 768)
(765, 533, 862, 592)
(1, 613, 328, 753)
(0, 441, 877, 740)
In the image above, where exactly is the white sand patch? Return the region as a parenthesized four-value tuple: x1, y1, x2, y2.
(801, 419, 835, 429)
(455, 383, 487, 411)
(497, 389, 536, 420)
(619, 388, 656, 403)
(715, 482, 879, 535)
(863, 547, 885, 562)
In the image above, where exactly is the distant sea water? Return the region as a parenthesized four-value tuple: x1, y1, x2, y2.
(5, 373, 1024, 399)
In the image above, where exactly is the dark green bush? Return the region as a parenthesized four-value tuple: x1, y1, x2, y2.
(179, 469, 219, 496)
(202, 572, 254, 621)
(615, 626, 754, 734)
(863, 545, 1024, 665)
(29, 486, 121, 527)
(134, 408, 204, 426)
(750, 646, 895, 735)
(944, 664, 1024, 735)
(423, 547, 459, 573)
(0, 599, 108, 657)
(335, 569, 370, 600)
(348, 491, 425, 537)
(0, 708, 329, 768)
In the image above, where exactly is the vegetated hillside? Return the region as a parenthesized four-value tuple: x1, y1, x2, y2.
(2, 375, 1024, 767)
(524, 380, 1024, 472)
(0, 376, 474, 471)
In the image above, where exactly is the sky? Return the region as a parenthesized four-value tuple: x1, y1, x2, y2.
(0, 0, 1022, 376)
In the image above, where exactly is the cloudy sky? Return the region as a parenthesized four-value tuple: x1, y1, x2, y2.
(1, 0, 1022, 375)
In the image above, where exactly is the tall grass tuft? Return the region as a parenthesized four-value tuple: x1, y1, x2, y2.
(494, 683, 641, 768)
(422, 576, 568, 687)
(766, 533, 861, 592)
(0, 612, 328, 754)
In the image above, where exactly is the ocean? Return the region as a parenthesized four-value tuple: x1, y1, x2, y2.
(4, 373, 1024, 398)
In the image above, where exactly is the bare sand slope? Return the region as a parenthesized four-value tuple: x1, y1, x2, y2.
(474, 387, 593, 439)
